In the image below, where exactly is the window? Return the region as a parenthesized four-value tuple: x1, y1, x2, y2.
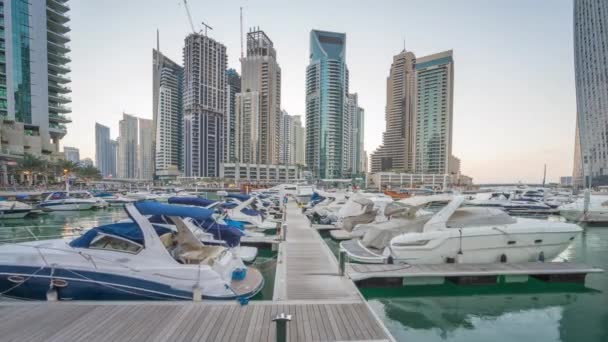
(89, 234, 143, 254)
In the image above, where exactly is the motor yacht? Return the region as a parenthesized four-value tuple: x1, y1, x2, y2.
(0, 202, 263, 301)
(0, 200, 33, 219)
(39, 191, 98, 211)
(559, 192, 608, 223)
(341, 196, 582, 264)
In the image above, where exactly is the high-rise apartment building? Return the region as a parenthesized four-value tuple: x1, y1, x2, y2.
(371, 50, 417, 173)
(293, 115, 306, 166)
(414, 50, 454, 174)
(347, 94, 365, 175)
(234, 92, 260, 163)
(238, 29, 281, 165)
(305, 30, 349, 179)
(0, 0, 72, 181)
(118, 113, 138, 179)
(95, 123, 117, 177)
(183, 33, 227, 178)
(153, 46, 183, 179)
(573, 0, 608, 187)
(279, 111, 307, 166)
(138, 118, 154, 180)
(63, 146, 79, 164)
(225, 69, 241, 163)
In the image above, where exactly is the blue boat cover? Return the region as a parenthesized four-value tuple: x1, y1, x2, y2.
(310, 192, 325, 206)
(94, 192, 114, 198)
(227, 193, 250, 201)
(240, 208, 259, 217)
(219, 202, 238, 209)
(135, 201, 214, 220)
(70, 222, 172, 248)
(224, 219, 245, 230)
(193, 219, 244, 247)
(168, 196, 217, 207)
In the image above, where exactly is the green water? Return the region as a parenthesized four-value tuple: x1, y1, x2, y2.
(0, 208, 277, 301)
(326, 226, 608, 342)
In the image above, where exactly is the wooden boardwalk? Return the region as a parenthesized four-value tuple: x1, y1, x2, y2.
(0, 301, 389, 342)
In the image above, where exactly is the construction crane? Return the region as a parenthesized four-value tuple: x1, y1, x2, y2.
(182, 0, 196, 34)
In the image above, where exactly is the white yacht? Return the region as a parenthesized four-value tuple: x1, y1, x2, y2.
(342, 196, 582, 264)
(39, 191, 97, 211)
(0, 200, 33, 219)
(559, 193, 608, 223)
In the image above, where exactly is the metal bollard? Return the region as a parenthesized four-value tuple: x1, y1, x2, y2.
(281, 223, 288, 241)
(339, 250, 346, 276)
(273, 313, 292, 342)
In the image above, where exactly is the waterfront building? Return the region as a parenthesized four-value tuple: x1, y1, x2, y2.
(293, 115, 306, 166)
(138, 118, 154, 180)
(234, 91, 260, 163)
(153, 46, 183, 179)
(95, 123, 117, 177)
(560, 176, 573, 187)
(220, 162, 299, 184)
(63, 146, 79, 164)
(279, 110, 293, 164)
(225, 68, 241, 163)
(0, 0, 72, 183)
(183, 33, 227, 178)
(573, 0, 608, 187)
(118, 113, 138, 179)
(238, 29, 281, 165)
(305, 30, 349, 179)
(414, 50, 456, 174)
(370, 50, 417, 173)
(347, 94, 365, 175)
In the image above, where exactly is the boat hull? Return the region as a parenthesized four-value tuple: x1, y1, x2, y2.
(0, 209, 31, 219)
(560, 209, 608, 223)
(39, 202, 95, 211)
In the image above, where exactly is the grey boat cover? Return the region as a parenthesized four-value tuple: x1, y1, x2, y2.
(360, 216, 429, 250)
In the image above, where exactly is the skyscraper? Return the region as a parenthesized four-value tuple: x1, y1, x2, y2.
(153, 45, 183, 179)
(306, 30, 349, 179)
(370, 50, 417, 173)
(347, 94, 365, 175)
(414, 50, 454, 174)
(63, 146, 80, 164)
(95, 123, 116, 177)
(0, 0, 72, 178)
(573, 0, 608, 187)
(118, 113, 138, 179)
(183, 33, 227, 177)
(279, 110, 293, 164)
(138, 118, 154, 180)
(234, 91, 260, 163)
(292, 115, 306, 166)
(225, 68, 241, 163)
(239, 29, 282, 164)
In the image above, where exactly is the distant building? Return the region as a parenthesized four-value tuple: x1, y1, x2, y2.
(80, 158, 93, 168)
(183, 33, 226, 178)
(153, 46, 183, 179)
(347, 94, 365, 175)
(95, 123, 117, 177)
(560, 176, 573, 187)
(414, 50, 456, 175)
(371, 50, 416, 173)
(118, 113, 138, 179)
(234, 92, 260, 163)
(573, 0, 608, 187)
(279, 111, 294, 164)
(293, 115, 306, 166)
(239, 29, 282, 164)
(306, 30, 349, 179)
(63, 146, 80, 164)
(138, 118, 154, 180)
(225, 69, 241, 163)
(220, 163, 299, 184)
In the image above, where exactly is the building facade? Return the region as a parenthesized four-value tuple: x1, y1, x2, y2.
(305, 30, 349, 179)
(573, 0, 608, 187)
(279, 110, 293, 164)
(414, 50, 455, 174)
(0, 0, 72, 183)
(234, 91, 260, 163)
(183, 33, 227, 178)
(63, 146, 79, 164)
(347, 93, 365, 175)
(371, 50, 417, 173)
(118, 113, 138, 179)
(138, 118, 154, 180)
(238, 29, 281, 165)
(225, 68, 241, 163)
(220, 162, 299, 184)
(293, 115, 306, 166)
(95, 123, 116, 177)
(153, 48, 183, 179)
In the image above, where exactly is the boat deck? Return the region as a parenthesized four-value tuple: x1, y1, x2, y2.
(0, 301, 388, 342)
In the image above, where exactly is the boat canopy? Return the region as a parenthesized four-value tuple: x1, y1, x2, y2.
(70, 222, 172, 248)
(193, 218, 244, 247)
(240, 208, 260, 217)
(134, 201, 214, 221)
(227, 193, 251, 201)
(168, 196, 217, 207)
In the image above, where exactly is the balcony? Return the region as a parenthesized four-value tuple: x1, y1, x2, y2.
(48, 73, 70, 84)
(46, 7, 69, 24)
(48, 103, 71, 114)
(48, 113, 71, 123)
(48, 82, 71, 94)
(47, 0, 70, 14)
(49, 123, 67, 136)
(47, 50, 71, 65)
(48, 61, 70, 75)
(47, 17, 70, 34)
(47, 29, 70, 45)
(47, 40, 70, 54)
(48, 93, 71, 104)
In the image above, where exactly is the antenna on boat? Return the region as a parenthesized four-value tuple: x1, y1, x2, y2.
(542, 164, 546, 188)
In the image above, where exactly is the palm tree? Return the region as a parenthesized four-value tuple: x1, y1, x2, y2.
(76, 165, 102, 182)
(16, 153, 45, 186)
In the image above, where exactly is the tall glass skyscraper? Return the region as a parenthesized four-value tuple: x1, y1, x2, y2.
(305, 30, 349, 179)
(573, 0, 608, 187)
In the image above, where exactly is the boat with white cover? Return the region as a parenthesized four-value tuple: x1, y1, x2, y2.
(559, 192, 608, 223)
(39, 191, 97, 211)
(341, 196, 582, 264)
(0, 202, 263, 300)
(0, 200, 33, 219)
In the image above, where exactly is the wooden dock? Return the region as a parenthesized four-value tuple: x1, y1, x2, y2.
(347, 262, 604, 286)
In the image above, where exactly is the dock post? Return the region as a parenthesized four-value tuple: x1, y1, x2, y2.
(272, 313, 292, 342)
(281, 223, 287, 241)
(339, 250, 346, 276)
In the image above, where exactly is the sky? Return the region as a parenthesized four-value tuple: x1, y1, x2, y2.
(64, 0, 576, 184)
